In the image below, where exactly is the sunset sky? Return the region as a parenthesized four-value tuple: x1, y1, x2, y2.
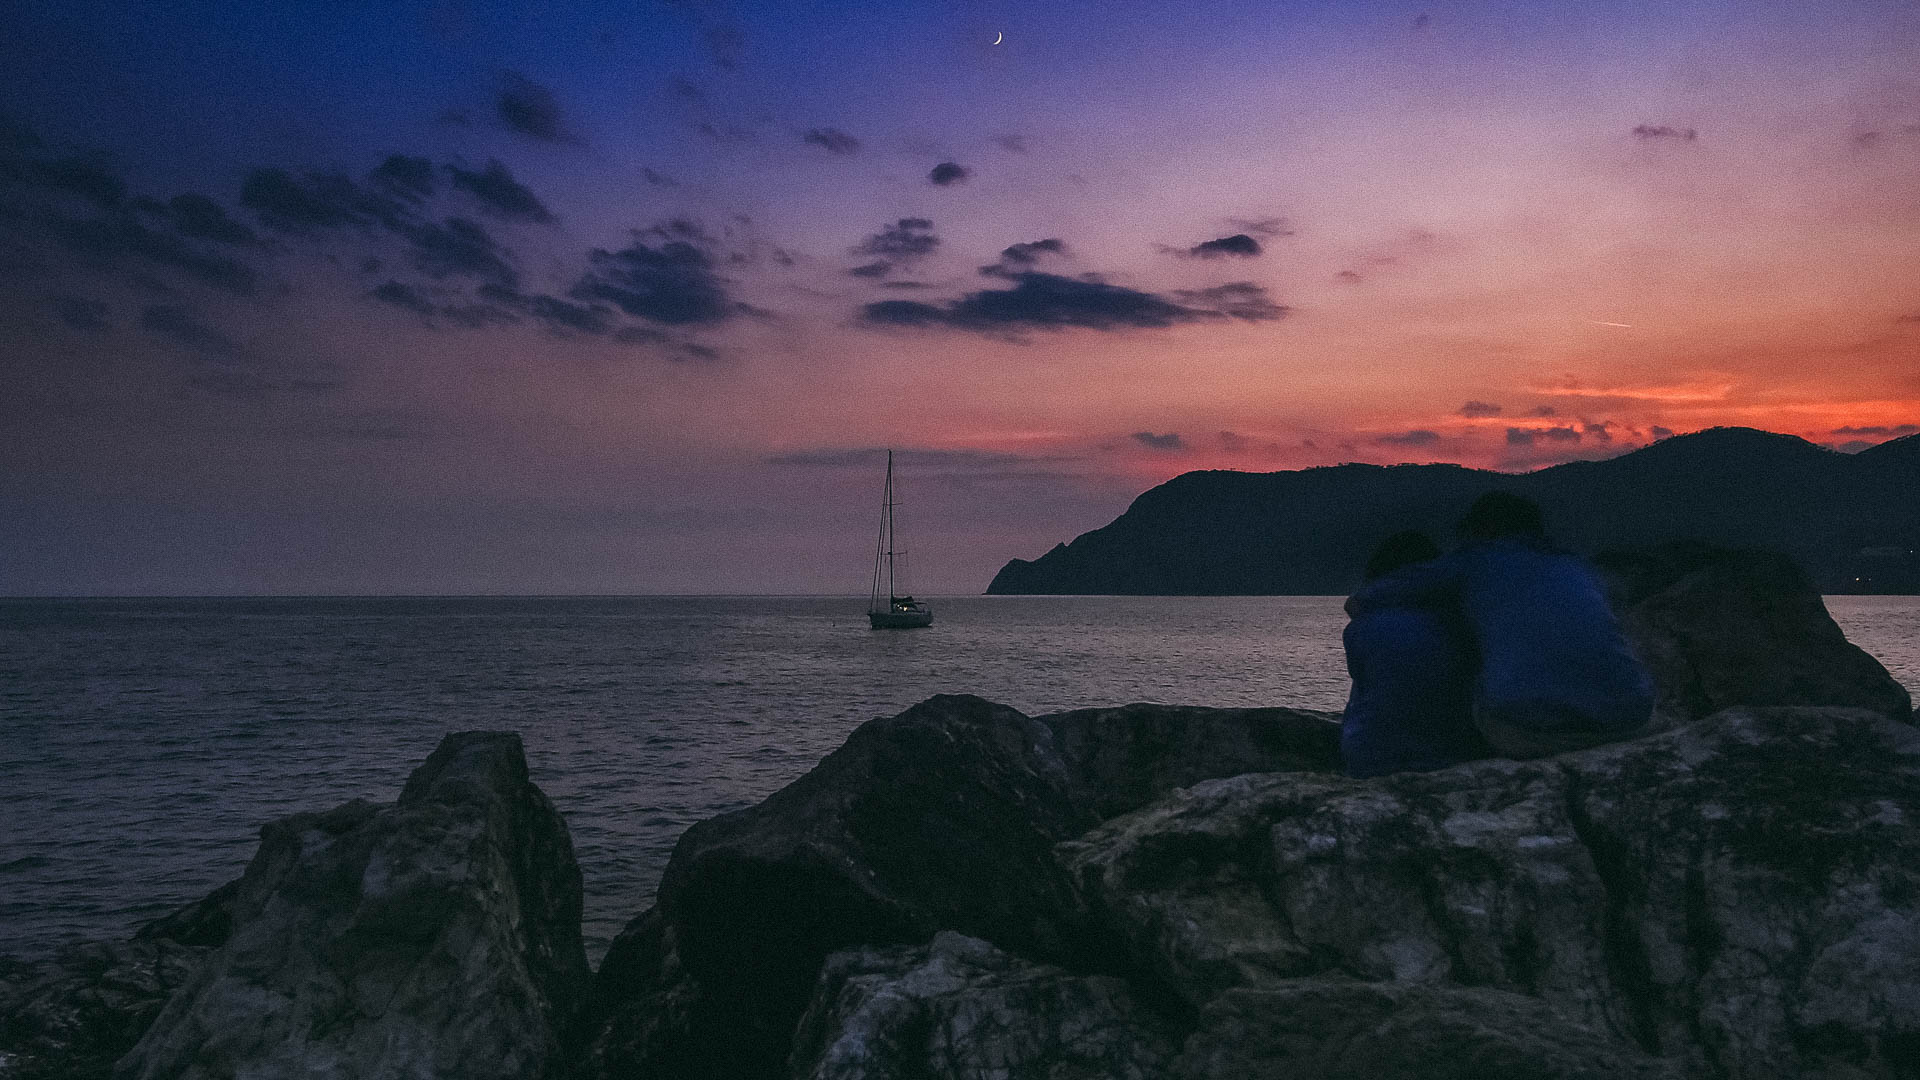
(3, 0, 1918, 593)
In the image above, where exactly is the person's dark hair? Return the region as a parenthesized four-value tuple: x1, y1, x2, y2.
(1364, 530, 1441, 581)
(1458, 491, 1546, 541)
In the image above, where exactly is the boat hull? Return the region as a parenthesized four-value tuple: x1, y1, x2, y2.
(869, 609, 933, 629)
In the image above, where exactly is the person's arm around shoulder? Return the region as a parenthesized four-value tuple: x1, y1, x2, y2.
(1344, 548, 1472, 616)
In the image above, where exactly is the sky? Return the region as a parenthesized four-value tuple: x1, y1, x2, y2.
(2, 0, 1917, 594)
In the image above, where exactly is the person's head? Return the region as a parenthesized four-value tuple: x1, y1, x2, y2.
(1364, 530, 1441, 581)
(1457, 491, 1546, 543)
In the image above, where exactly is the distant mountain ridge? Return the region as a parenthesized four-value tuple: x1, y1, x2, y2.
(986, 427, 1920, 594)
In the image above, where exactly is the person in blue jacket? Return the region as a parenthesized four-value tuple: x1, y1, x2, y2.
(1340, 530, 1489, 777)
(1346, 492, 1654, 759)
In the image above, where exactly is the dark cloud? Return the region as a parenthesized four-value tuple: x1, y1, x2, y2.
(853, 218, 939, 261)
(1651, 426, 1674, 441)
(1186, 233, 1262, 258)
(446, 160, 554, 224)
(1832, 424, 1920, 437)
(610, 324, 721, 361)
(0, 148, 125, 208)
(641, 168, 679, 187)
(1174, 282, 1287, 321)
(1131, 431, 1185, 450)
(1507, 426, 1581, 446)
(993, 134, 1028, 154)
(667, 78, 706, 104)
(400, 217, 519, 287)
(992, 238, 1065, 267)
(703, 25, 747, 69)
(369, 280, 435, 316)
(1227, 218, 1294, 239)
(694, 121, 757, 143)
(1632, 124, 1698, 141)
(52, 214, 258, 294)
(848, 261, 892, 278)
(139, 304, 247, 362)
(1584, 421, 1614, 442)
(1219, 431, 1249, 451)
(571, 238, 733, 325)
(451, 286, 527, 327)
(928, 162, 971, 186)
(240, 168, 400, 232)
(369, 155, 435, 201)
(766, 447, 1048, 469)
(1529, 405, 1558, 417)
(861, 271, 1209, 333)
(1376, 429, 1441, 447)
(1336, 269, 1363, 282)
(803, 128, 861, 155)
(32, 157, 127, 208)
(525, 293, 613, 335)
(497, 72, 569, 142)
(161, 193, 256, 246)
(394, 280, 630, 339)
(1458, 401, 1502, 418)
(0, 114, 43, 151)
(50, 294, 110, 331)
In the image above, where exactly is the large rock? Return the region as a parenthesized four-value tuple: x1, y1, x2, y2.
(1604, 541, 1913, 728)
(0, 879, 240, 1080)
(1062, 706, 1920, 1079)
(582, 695, 1340, 1080)
(1172, 982, 1681, 1080)
(114, 731, 588, 1080)
(789, 932, 1179, 1080)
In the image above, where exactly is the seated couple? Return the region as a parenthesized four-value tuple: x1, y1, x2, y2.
(1340, 492, 1654, 778)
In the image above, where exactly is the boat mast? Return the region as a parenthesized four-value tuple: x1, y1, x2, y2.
(885, 450, 897, 602)
(871, 450, 891, 612)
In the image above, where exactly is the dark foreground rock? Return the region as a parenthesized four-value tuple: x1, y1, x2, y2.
(1604, 541, 1913, 728)
(789, 932, 1180, 1080)
(105, 731, 587, 1080)
(582, 697, 1341, 1080)
(0, 889, 232, 1080)
(1057, 706, 1920, 1079)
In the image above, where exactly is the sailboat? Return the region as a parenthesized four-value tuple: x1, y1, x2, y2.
(868, 449, 933, 629)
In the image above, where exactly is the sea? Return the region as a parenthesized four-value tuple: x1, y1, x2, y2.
(3, 594, 1918, 965)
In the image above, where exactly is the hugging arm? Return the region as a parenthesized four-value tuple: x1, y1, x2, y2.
(1344, 550, 1470, 616)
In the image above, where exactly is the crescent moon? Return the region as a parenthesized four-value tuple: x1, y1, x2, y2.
(992, 31, 1003, 44)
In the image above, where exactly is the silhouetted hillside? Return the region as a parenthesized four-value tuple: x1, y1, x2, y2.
(987, 427, 1920, 594)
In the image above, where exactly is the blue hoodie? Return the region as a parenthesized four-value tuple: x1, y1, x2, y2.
(1340, 590, 1487, 778)
(1347, 538, 1654, 742)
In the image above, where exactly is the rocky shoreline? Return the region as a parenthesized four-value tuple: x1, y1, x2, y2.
(4, 544, 1915, 1079)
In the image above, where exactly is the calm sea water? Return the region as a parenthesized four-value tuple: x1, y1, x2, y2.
(3, 595, 1916, 964)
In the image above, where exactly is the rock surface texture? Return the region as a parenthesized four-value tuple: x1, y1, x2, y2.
(114, 731, 588, 1080)
(788, 931, 1180, 1080)
(0, 883, 233, 1080)
(1603, 541, 1913, 728)
(582, 698, 1341, 1080)
(1062, 705, 1919, 1079)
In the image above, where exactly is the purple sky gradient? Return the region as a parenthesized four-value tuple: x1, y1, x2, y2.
(3, 0, 1918, 592)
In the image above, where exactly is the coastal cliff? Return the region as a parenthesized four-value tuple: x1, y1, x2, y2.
(987, 427, 1920, 595)
(2, 544, 1915, 1079)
